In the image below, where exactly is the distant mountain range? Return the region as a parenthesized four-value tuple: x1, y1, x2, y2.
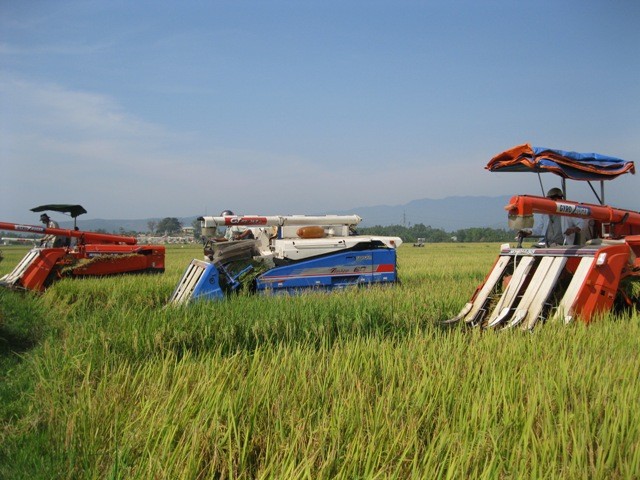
(342, 195, 512, 230)
(57, 195, 512, 233)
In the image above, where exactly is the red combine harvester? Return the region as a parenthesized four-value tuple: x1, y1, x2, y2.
(446, 144, 639, 329)
(0, 205, 165, 292)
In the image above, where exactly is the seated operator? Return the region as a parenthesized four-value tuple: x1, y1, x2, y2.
(517, 188, 584, 246)
(202, 210, 256, 261)
(39, 213, 67, 248)
(218, 210, 255, 241)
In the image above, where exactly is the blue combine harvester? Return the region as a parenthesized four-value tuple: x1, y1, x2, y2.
(169, 214, 402, 304)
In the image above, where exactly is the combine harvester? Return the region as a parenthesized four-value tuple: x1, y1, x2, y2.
(0, 205, 165, 292)
(170, 214, 402, 304)
(446, 144, 639, 329)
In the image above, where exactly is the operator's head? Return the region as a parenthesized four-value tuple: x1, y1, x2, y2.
(220, 210, 234, 216)
(546, 187, 564, 200)
(40, 213, 50, 223)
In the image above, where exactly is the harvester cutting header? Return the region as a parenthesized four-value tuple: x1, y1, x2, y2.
(447, 144, 639, 329)
(170, 213, 402, 304)
(0, 205, 165, 291)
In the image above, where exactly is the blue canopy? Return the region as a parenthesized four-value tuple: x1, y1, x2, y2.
(486, 144, 635, 181)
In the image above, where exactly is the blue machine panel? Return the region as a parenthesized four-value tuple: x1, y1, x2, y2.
(189, 262, 225, 301)
(172, 248, 398, 303)
(255, 248, 397, 293)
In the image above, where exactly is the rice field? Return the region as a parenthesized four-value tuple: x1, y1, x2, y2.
(0, 243, 639, 479)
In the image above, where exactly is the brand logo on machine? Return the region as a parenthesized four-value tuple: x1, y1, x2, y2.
(508, 248, 536, 255)
(15, 224, 45, 233)
(556, 203, 591, 216)
(228, 217, 267, 225)
(329, 266, 370, 274)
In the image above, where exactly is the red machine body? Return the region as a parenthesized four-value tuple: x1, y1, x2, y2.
(446, 145, 639, 329)
(504, 195, 640, 239)
(456, 240, 638, 326)
(0, 221, 165, 291)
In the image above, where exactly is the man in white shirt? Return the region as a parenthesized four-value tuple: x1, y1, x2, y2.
(219, 210, 254, 241)
(519, 188, 584, 246)
(39, 213, 66, 248)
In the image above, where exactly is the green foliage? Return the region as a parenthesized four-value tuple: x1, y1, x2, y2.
(0, 290, 53, 478)
(191, 218, 202, 240)
(451, 226, 513, 242)
(0, 244, 639, 478)
(155, 217, 182, 235)
(359, 223, 512, 243)
(118, 227, 139, 236)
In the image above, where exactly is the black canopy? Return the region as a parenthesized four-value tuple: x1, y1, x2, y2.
(30, 204, 87, 228)
(30, 204, 87, 218)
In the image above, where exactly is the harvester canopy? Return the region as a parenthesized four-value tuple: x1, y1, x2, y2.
(30, 204, 88, 218)
(486, 144, 635, 181)
(31, 204, 88, 230)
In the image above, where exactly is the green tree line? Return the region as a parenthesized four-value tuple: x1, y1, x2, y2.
(358, 223, 513, 243)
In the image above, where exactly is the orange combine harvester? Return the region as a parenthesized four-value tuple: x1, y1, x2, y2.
(0, 205, 164, 292)
(446, 144, 639, 329)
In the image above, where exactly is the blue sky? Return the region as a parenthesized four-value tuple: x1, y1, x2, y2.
(1, 0, 639, 225)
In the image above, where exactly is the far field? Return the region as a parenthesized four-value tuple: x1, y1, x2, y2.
(1, 243, 639, 479)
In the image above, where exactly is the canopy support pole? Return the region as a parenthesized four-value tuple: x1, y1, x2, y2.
(537, 173, 545, 196)
(586, 181, 604, 205)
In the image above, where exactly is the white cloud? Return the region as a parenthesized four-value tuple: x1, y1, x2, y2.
(1, 76, 382, 221)
(2, 74, 637, 227)
(3, 77, 172, 140)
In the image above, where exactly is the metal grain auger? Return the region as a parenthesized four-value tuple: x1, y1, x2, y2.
(445, 144, 639, 330)
(170, 214, 402, 304)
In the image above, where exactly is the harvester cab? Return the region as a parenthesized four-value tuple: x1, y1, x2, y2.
(446, 144, 639, 329)
(0, 205, 165, 292)
(170, 214, 402, 304)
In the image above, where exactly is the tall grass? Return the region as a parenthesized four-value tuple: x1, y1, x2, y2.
(1, 244, 639, 479)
